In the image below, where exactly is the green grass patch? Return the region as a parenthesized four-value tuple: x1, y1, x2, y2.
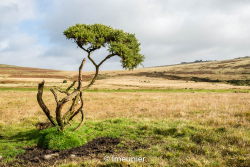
(0, 124, 40, 161)
(37, 127, 84, 150)
(0, 118, 249, 166)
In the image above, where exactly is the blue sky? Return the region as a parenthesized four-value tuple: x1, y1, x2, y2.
(1, 0, 250, 71)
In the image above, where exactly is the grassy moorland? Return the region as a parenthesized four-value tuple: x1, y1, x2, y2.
(0, 57, 250, 167)
(1, 57, 250, 89)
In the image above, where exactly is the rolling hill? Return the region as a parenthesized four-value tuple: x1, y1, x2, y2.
(0, 57, 250, 89)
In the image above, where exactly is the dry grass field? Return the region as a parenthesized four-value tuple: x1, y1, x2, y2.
(0, 57, 250, 167)
(0, 91, 250, 128)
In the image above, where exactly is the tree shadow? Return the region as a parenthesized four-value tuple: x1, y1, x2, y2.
(3, 129, 41, 143)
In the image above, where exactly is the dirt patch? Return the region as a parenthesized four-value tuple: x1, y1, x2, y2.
(122, 141, 150, 151)
(3, 137, 120, 167)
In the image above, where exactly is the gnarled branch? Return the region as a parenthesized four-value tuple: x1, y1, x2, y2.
(72, 92, 84, 131)
(37, 81, 56, 126)
(68, 92, 84, 123)
(77, 58, 86, 89)
(37, 50, 111, 131)
(37, 58, 86, 131)
(53, 80, 77, 96)
(50, 88, 59, 104)
(98, 53, 115, 67)
(62, 94, 79, 122)
(66, 80, 77, 92)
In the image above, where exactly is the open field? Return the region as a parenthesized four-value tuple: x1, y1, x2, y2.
(0, 57, 250, 166)
(1, 57, 250, 89)
(0, 90, 250, 166)
(1, 91, 250, 126)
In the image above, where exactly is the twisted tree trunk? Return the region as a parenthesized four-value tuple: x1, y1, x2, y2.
(37, 58, 86, 131)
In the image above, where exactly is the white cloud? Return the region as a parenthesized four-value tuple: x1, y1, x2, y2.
(1, 0, 250, 70)
(0, 0, 36, 28)
(0, 40, 9, 51)
(0, 0, 42, 67)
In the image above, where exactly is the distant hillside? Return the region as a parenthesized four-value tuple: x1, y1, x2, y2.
(1, 57, 250, 87)
(0, 64, 17, 68)
(154, 56, 250, 78)
(104, 57, 250, 86)
(0, 64, 66, 79)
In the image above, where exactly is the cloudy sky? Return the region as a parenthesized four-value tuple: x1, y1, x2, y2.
(1, 0, 250, 71)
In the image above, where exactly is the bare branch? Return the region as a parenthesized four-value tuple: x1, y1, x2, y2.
(50, 88, 59, 104)
(53, 80, 77, 96)
(37, 81, 56, 126)
(62, 94, 79, 121)
(77, 58, 86, 89)
(73, 107, 84, 131)
(61, 58, 85, 122)
(54, 87, 70, 95)
(68, 92, 84, 123)
(98, 53, 115, 67)
(87, 52, 97, 67)
(84, 66, 99, 89)
(66, 80, 77, 92)
(83, 54, 115, 89)
(59, 56, 86, 103)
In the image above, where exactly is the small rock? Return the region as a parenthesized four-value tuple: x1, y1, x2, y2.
(0, 155, 3, 160)
(43, 153, 59, 160)
(70, 154, 76, 158)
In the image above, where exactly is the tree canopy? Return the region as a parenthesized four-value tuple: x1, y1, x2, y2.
(63, 24, 144, 70)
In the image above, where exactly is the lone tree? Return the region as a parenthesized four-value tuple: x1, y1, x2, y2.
(37, 24, 144, 131)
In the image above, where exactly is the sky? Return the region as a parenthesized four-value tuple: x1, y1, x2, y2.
(1, 0, 250, 71)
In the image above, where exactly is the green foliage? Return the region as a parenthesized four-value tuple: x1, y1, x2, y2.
(37, 127, 84, 150)
(64, 24, 144, 69)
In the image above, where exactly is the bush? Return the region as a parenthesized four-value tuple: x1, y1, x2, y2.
(37, 128, 86, 150)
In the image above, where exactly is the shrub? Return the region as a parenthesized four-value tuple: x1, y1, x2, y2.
(37, 128, 86, 150)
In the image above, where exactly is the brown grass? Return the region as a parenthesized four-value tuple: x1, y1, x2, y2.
(0, 91, 249, 128)
(1, 57, 250, 90)
(99, 57, 250, 81)
(1, 59, 250, 167)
